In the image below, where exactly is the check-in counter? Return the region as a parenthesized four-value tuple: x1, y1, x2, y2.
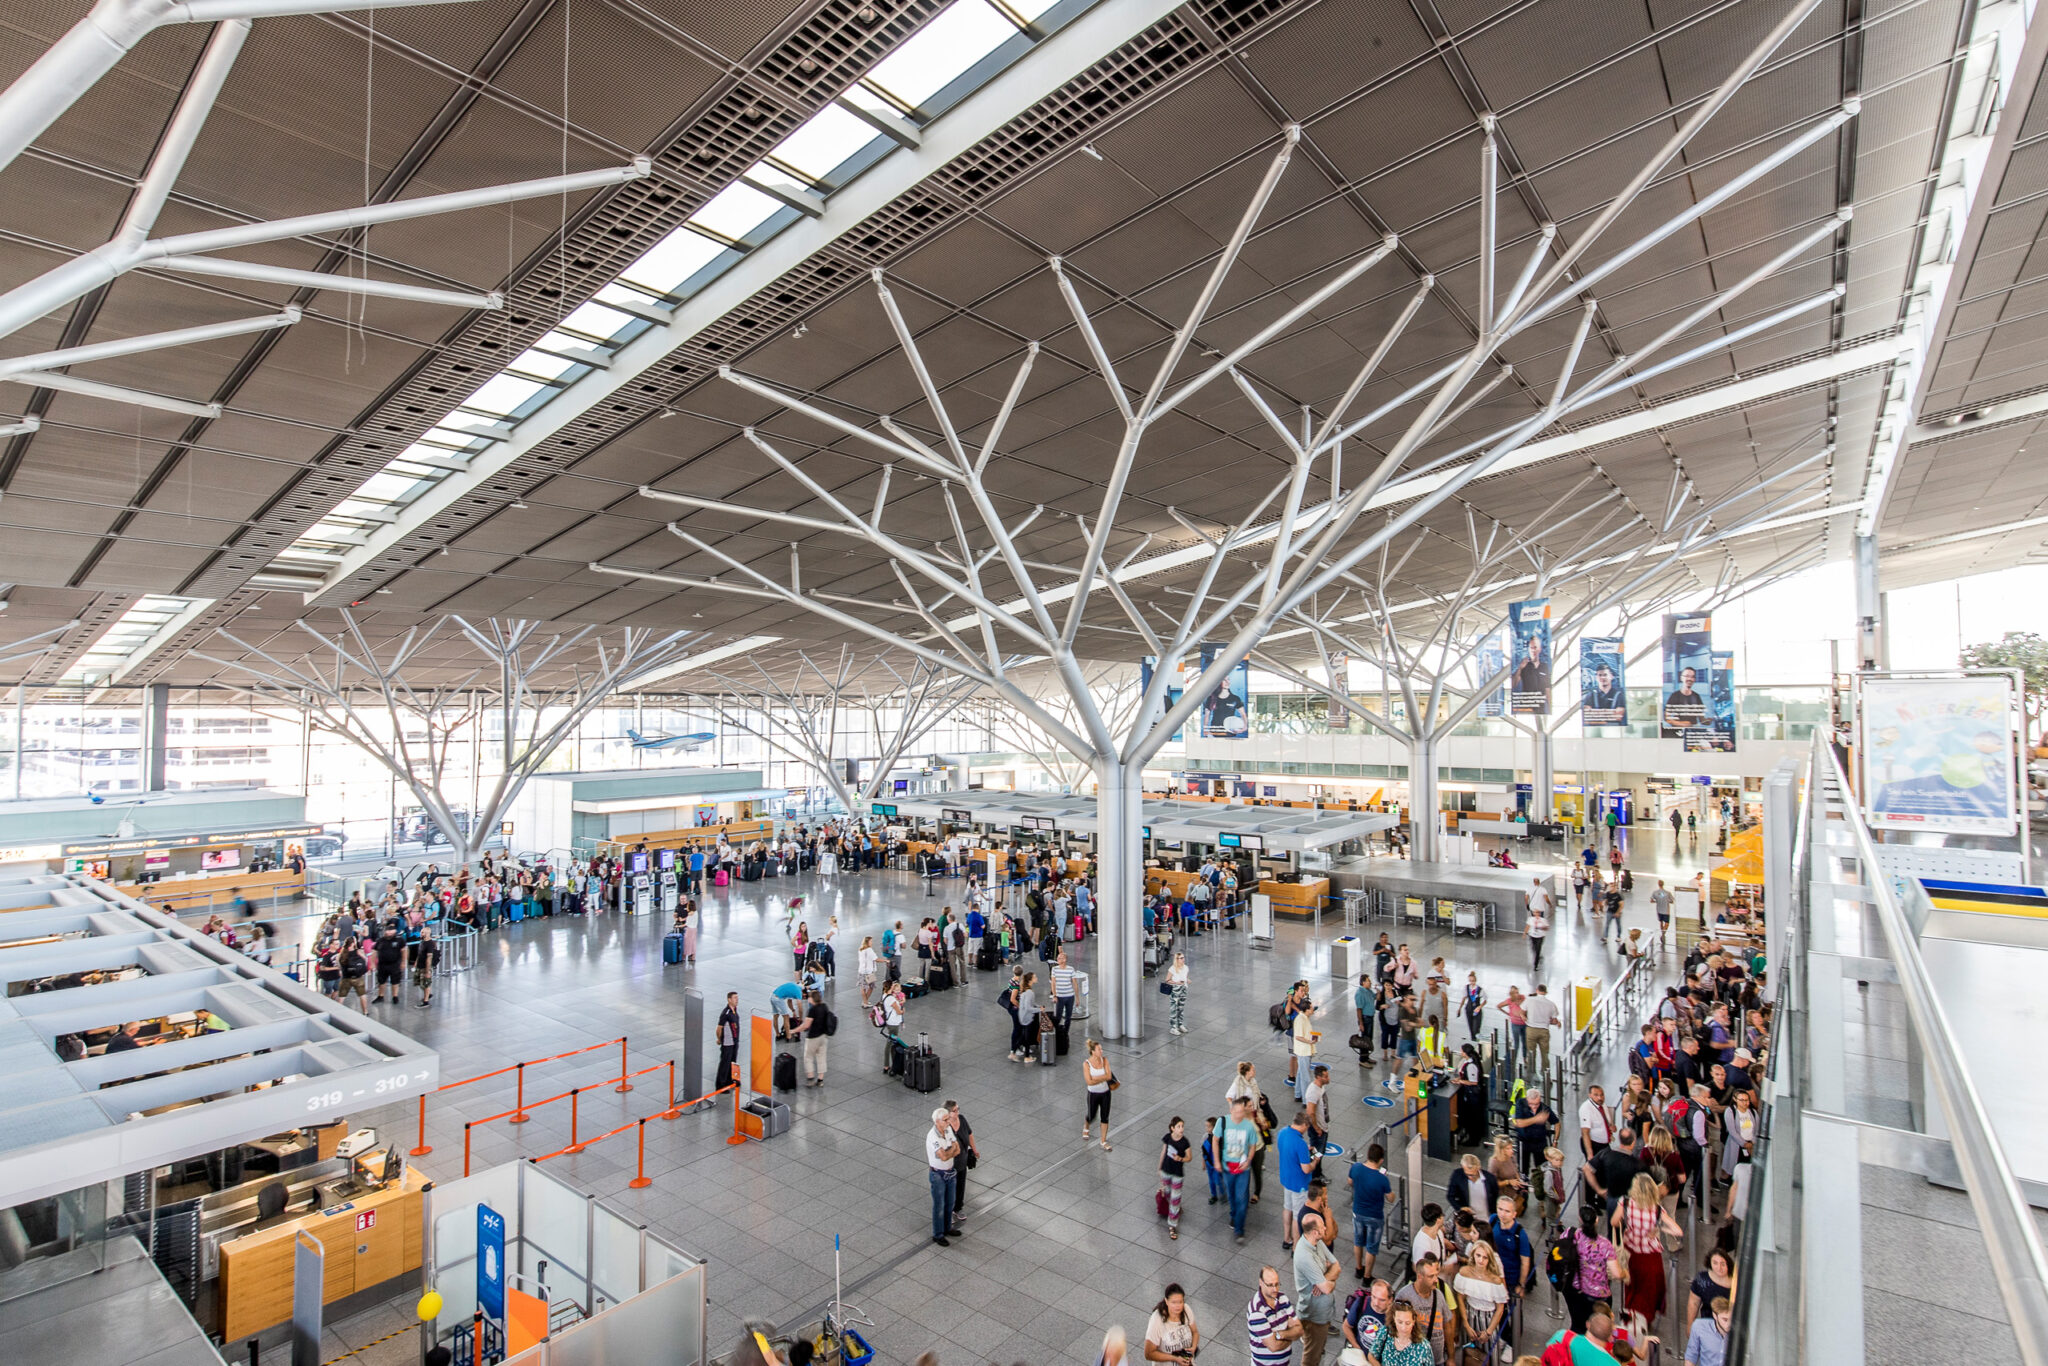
(1147, 868, 1204, 902)
(600, 818, 773, 855)
(218, 1159, 427, 1342)
(118, 867, 310, 912)
(1259, 877, 1331, 918)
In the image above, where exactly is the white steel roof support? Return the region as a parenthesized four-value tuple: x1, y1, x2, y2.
(0, 14, 642, 346)
(594, 0, 1842, 1040)
(193, 612, 692, 863)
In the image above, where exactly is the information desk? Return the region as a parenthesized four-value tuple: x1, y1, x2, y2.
(1258, 877, 1330, 919)
(218, 1160, 427, 1342)
(117, 867, 310, 912)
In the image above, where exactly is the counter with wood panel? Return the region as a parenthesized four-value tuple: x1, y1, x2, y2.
(1258, 877, 1331, 918)
(218, 1166, 427, 1343)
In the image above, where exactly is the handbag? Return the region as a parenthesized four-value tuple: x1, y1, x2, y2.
(1108, 1073, 1121, 1092)
(1160, 981, 1172, 995)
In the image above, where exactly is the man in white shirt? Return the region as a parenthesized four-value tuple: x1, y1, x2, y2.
(1525, 896, 1550, 975)
(1522, 985, 1559, 1078)
(926, 1107, 960, 1247)
(1051, 950, 1078, 1031)
(1578, 1084, 1614, 1159)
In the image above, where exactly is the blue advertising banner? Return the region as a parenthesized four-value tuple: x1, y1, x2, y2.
(1579, 637, 1627, 727)
(477, 1203, 506, 1323)
(1478, 635, 1506, 718)
(1508, 599, 1552, 715)
(1198, 642, 1251, 738)
(1139, 656, 1186, 745)
(1660, 612, 1713, 739)
(1694, 649, 1738, 753)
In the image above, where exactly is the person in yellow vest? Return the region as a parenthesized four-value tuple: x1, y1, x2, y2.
(1417, 1016, 1447, 1072)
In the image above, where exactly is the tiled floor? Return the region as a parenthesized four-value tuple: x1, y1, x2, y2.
(341, 826, 1709, 1361)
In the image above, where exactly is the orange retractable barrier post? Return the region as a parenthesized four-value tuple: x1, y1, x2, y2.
(461, 1061, 674, 1175)
(410, 1035, 628, 1155)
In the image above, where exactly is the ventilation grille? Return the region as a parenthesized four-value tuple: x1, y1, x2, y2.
(257, 0, 1320, 608)
(1200, 0, 1298, 44)
(23, 595, 132, 687)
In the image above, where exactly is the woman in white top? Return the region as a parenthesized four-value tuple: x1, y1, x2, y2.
(1082, 1038, 1115, 1150)
(1290, 1001, 1318, 1102)
(1141, 1283, 1200, 1364)
(1166, 952, 1190, 1035)
(1454, 1237, 1509, 1357)
(857, 936, 878, 1006)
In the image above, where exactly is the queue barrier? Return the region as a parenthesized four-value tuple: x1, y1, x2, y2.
(409, 1035, 629, 1156)
(463, 1059, 676, 1175)
(524, 1083, 748, 1187)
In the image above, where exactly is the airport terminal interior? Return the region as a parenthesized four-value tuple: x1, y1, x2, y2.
(1, 0, 2047, 1363)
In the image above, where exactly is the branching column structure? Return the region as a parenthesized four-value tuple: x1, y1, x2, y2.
(0, 5, 644, 419)
(705, 648, 981, 816)
(980, 666, 1142, 795)
(1258, 466, 1835, 855)
(595, 0, 1854, 1038)
(198, 613, 692, 862)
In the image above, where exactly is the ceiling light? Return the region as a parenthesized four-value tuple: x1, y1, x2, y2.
(510, 499, 528, 509)
(1080, 143, 1103, 161)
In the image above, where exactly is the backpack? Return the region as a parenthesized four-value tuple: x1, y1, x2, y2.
(1546, 1228, 1579, 1291)
(820, 1006, 838, 1037)
(1542, 1332, 1579, 1366)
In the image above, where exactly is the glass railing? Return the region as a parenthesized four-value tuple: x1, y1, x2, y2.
(1728, 736, 2048, 1363)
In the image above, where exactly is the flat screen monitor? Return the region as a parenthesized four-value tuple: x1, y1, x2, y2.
(627, 851, 651, 875)
(657, 848, 676, 871)
(201, 848, 242, 871)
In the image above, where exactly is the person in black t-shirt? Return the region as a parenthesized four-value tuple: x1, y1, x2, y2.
(946, 1100, 980, 1217)
(371, 930, 405, 1004)
(1586, 1128, 1645, 1216)
(410, 929, 441, 1007)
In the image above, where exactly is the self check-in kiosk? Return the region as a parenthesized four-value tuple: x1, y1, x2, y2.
(657, 847, 679, 914)
(623, 849, 653, 915)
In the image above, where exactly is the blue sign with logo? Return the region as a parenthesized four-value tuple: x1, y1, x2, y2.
(477, 1203, 506, 1322)
(1361, 1095, 1394, 1108)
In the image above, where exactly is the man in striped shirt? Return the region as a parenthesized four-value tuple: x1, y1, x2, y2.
(1051, 951, 1078, 1032)
(1247, 1265, 1303, 1366)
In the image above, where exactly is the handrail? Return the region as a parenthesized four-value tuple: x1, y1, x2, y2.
(1813, 735, 2048, 1362)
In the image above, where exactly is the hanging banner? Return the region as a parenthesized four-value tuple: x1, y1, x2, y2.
(1687, 650, 1738, 753)
(1140, 655, 1188, 745)
(1198, 642, 1251, 738)
(1660, 612, 1713, 739)
(1477, 635, 1507, 718)
(1579, 637, 1627, 727)
(1861, 676, 2018, 834)
(1326, 652, 1349, 725)
(1508, 599, 1552, 715)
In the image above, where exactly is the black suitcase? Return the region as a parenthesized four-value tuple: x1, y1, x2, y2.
(904, 1049, 941, 1093)
(1055, 1020, 1071, 1056)
(976, 941, 998, 971)
(1036, 1020, 1056, 1066)
(928, 963, 952, 992)
(773, 1051, 798, 1092)
(885, 1037, 908, 1077)
(902, 979, 928, 999)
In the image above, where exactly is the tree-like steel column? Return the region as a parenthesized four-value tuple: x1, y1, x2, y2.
(595, 0, 1849, 1037)
(705, 647, 981, 817)
(197, 612, 691, 863)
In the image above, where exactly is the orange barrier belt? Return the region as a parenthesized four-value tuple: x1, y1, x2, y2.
(411, 1035, 627, 1155)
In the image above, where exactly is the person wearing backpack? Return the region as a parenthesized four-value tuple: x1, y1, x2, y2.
(795, 988, 832, 1087)
(1545, 1305, 1622, 1363)
(338, 940, 369, 1009)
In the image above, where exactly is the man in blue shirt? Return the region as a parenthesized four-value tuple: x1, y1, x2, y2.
(1276, 1109, 1316, 1250)
(1488, 1194, 1535, 1342)
(1347, 1143, 1393, 1279)
(1219, 1096, 1264, 1243)
(687, 847, 705, 895)
(966, 905, 985, 952)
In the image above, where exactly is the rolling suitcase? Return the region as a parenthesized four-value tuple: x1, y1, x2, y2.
(885, 1037, 909, 1077)
(902, 979, 928, 999)
(714, 869, 729, 887)
(1054, 1020, 1071, 1056)
(773, 1051, 798, 1092)
(904, 1035, 941, 1093)
(976, 940, 998, 971)
(1036, 1020, 1056, 1066)
(663, 932, 685, 965)
(927, 963, 952, 992)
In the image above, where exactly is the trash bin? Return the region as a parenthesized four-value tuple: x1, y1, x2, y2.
(1331, 935, 1360, 980)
